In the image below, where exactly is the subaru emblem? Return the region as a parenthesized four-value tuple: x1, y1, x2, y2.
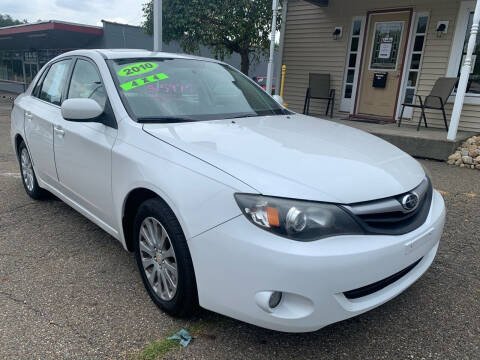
(401, 193, 419, 211)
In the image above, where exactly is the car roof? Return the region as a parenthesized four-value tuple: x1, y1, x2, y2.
(59, 48, 225, 64)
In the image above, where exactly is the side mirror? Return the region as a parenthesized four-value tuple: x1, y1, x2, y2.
(61, 98, 104, 122)
(272, 95, 284, 105)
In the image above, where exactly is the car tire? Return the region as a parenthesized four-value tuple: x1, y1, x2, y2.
(17, 140, 49, 200)
(133, 198, 198, 317)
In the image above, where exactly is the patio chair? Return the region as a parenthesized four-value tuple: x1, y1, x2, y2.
(398, 77, 458, 131)
(303, 73, 335, 118)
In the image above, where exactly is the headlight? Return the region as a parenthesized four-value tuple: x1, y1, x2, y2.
(234, 194, 364, 241)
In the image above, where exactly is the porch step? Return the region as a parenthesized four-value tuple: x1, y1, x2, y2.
(336, 119, 477, 161)
(370, 131, 465, 161)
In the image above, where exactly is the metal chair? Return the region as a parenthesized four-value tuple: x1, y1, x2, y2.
(398, 77, 458, 131)
(303, 73, 335, 118)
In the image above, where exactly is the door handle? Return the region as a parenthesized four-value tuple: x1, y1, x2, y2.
(54, 126, 65, 136)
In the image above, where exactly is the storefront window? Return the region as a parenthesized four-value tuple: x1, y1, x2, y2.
(457, 12, 480, 94)
(0, 53, 24, 83)
(0, 49, 69, 85)
(24, 63, 38, 84)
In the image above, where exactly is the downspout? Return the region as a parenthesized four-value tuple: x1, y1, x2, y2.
(447, 0, 480, 140)
(275, 0, 288, 92)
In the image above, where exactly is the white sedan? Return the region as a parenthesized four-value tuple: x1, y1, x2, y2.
(10, 49, 445, 332)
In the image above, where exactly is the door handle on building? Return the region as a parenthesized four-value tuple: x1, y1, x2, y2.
(54, 125, 65, 137)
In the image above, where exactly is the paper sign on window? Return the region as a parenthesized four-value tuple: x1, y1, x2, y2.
(378, 37, 393, 59)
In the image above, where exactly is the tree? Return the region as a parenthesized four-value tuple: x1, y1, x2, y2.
(142, 0, 282, 75)
(0, 14, 27, 28)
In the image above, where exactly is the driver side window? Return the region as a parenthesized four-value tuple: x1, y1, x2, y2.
(67, 59, 106, 108)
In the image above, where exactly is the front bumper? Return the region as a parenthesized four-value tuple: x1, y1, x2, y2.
(188, 190, 446, 332)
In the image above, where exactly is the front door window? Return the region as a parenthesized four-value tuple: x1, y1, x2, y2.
(37, 59, 72, 106)
(370, 22, 404, 70)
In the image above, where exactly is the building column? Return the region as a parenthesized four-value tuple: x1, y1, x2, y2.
(448, 0, 480, 141)
(275, 0, 288, 92)
(153, 0, 163, 51)
(266, 0, 279, 94)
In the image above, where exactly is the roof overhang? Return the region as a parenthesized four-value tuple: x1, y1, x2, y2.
(304, 0, 329, 6)
(0, 21, 103, 51)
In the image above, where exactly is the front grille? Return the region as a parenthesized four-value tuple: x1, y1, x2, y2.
(342, 177, 433, 236)
(343, 257, 423, 299)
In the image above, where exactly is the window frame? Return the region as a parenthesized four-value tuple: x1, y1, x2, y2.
(340, 16, 366, 113)
(34, 57, 73, 107)
(446, 0, 480, 104)
(367, 20, 406, 72)
(0, 54, 24, 84)
(397, 12, 430, 119)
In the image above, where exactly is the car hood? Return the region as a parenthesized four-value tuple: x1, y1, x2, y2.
(143, 114, 425, 204)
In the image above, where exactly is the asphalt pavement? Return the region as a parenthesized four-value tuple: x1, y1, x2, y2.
(0, 98, 478, 359)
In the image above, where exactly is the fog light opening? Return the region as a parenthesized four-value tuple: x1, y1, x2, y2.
(268, 291, 283, 309)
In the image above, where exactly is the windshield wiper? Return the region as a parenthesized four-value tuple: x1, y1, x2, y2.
(226, 113, 260, 119)
(226, 109, 291, 119)
(137, 116, 197, 123)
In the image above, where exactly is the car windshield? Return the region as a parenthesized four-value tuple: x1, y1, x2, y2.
(109, 58, 288, 122)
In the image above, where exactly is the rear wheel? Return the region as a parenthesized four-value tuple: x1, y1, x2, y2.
(133, 198, 198, 317)
(18, 141, 48, 200)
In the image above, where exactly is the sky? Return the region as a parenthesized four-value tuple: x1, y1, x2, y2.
(2, 0, 145, 27)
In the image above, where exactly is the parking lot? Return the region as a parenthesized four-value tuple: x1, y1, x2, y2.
(0, 97, 479, 360)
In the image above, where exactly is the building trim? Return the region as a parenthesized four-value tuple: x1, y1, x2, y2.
(101, 20, 143, 29)
(0, 21, 103, 36)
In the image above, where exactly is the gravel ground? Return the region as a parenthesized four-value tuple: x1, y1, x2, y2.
(0, 99, 478, 359)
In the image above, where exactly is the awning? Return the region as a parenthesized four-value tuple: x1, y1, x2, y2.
(0, 21, 103, 51)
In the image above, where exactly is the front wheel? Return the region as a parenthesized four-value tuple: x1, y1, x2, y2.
(133, 198, 198, 317)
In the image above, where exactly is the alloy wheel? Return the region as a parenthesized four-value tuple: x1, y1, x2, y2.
(139, 217, 178, 301)
(21, 148, 34, 192)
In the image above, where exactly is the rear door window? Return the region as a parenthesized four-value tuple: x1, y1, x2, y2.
(38, 59, 72, 105)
